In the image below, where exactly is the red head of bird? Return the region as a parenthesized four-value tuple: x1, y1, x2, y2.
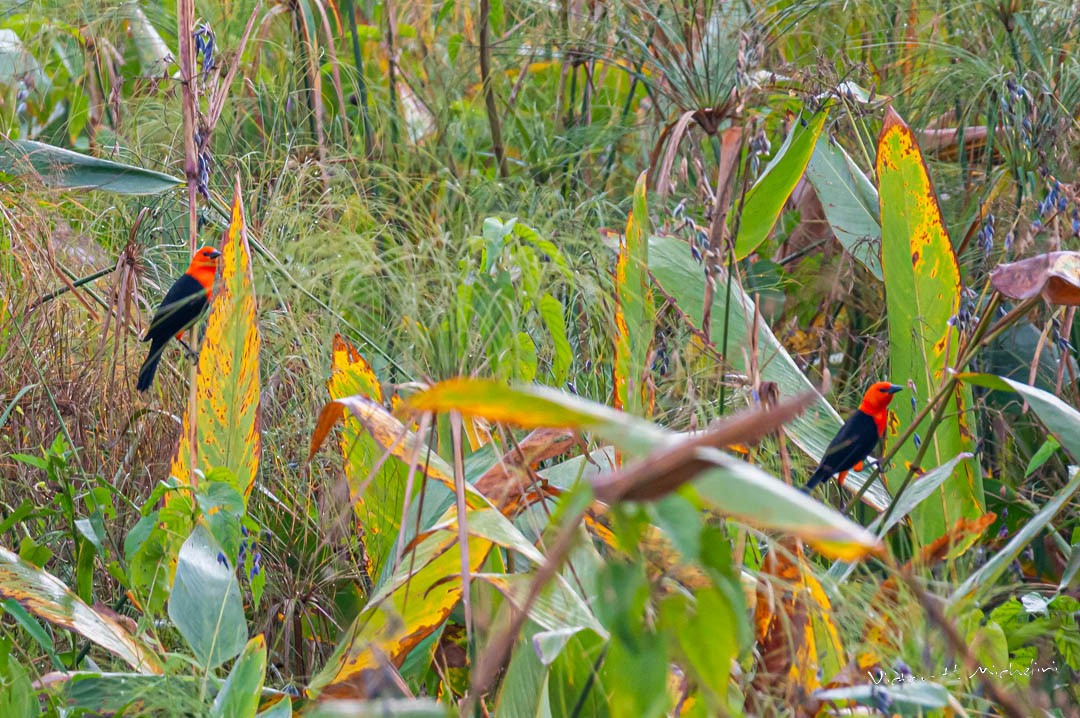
(187, 246, 222, 297)
(858, 381, 903, 434)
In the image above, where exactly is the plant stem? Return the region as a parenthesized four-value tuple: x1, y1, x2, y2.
(479, 0, 508, 178)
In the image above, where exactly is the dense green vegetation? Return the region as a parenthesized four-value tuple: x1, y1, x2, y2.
(1, 0, 1079, 715)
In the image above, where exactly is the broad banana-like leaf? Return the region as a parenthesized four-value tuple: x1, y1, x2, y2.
(0, 547, 162, 673)
(327, 334, 407, 580)
(805, 135, 882, 279)
(209, 635, 267, 718)
(170, 177, 262, 500)
(405, 379, 882, 560)
(957, 373, 1080, 460)
(877, 106, 982, 543)
(0, 140, 182, 194)
(648, 234, 891, 510)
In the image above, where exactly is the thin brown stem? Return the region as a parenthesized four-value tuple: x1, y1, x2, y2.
(479, 0, 508, 177)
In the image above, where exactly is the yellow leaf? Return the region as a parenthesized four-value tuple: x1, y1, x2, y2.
(307, 528, 493, 700)
(170, 177, 261, 500)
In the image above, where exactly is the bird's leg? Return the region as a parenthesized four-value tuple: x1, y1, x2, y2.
(177, 337, 199, 360)
(837, 471, 848, 487)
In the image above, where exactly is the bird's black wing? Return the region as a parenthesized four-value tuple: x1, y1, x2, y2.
(142, 273, 208, 342)
(817, 410, 880, 476)
(803, 410, 880, 491)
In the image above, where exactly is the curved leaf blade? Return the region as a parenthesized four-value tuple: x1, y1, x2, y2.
(692, 448, 882, 560)
(0, 140, 182, 195)
(170, 178, 262, 500)
(957, 373, 1080, 460)
(648, 234, 891, 510)
(0, 547, 162, 673)
(613, 171, 654, 416)
(734, 109, 828, 259)
(877, 106, 983, 541)
(168, 525, 247, 670)
(403, 378, 668, 456)
(805, 136, 882, 279)
(210, 635, 267, 718)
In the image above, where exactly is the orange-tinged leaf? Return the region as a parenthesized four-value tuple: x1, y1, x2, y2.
(612, 171, 655, 418)
(329, 333, 382, 402)
(877, 106, 982, 543)
(327, 334, 402, 580)
(306, 530, 493, 700)
(402, 378, 667, 455)
(170, 178, 261, 499)
(753, 543, 842, 703)
(0, 546, 163, 673)
(309, 394, 487, 510)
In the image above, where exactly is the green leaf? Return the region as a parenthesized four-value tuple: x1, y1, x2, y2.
(877, 106, 982, 542)
(405, 378, 668, 457)
(539, 294, 571, 385)
(1059, 543, 1080, 593)
(957, 373, 1080, 461)
(951, 467, 1080, 605)
(494, 624, 552, 717)
(210, 635, 267, 718)
(515, 331, 538, 383)
(0, 654, 36, 718)
(734, 109, 828, 259)
(168, 524, 247, 670)
(64, 674, 203, 714)
(815, 681, 951, 714)
(1026, 436, 1061, 477)
(648, 233, 891, 510)
(692, 448, 882, 561)
(804, 135, 882, 279)
(0, 140, 182, 194)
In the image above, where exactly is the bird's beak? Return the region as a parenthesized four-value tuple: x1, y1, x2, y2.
(886, 384, 903, 394)
(208, 249, 222, 259)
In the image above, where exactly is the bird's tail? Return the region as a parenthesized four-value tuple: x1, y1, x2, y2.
(137, 340, 167, 392)
(801, 467, 830, 494)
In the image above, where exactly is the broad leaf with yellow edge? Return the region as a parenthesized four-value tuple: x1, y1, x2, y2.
(0, 546, 163, 673)
(613, 171, 654, 417)
(877, 106, 982, 543)
(170, 178, 261, 500)
(307, 521, 493, 700)
(327, 334, 407, 581)
(309, 393, 487, 509)
(405, 378, 882, 561)
(403, 378, 668, 458)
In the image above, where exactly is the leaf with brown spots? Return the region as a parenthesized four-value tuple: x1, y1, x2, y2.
(877, 106, 982, 543)
(0, 547, 163, 673)
(170, 177, 261, 500)
(751, 541, 844, 711)
(305, 526, 494, 700)
(326, 335, 408, 580)
(991, 251, 1080, 306)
